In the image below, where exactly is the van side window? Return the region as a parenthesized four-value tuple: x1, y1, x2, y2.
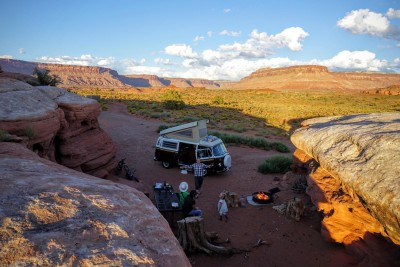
(197, 146, 212, 158)
(162, 141, 178, 150)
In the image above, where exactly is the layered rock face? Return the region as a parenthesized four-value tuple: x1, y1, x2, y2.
(291, 113, 400, 264)
(0, 77, 117, 177)
(0, 59, 221, 89)
(0, 142, 190, 266)
(232, 65, 400, 90)
(0, 59, 128, 88)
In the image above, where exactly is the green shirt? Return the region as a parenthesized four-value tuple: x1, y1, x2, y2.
(178, 191, 189, 206)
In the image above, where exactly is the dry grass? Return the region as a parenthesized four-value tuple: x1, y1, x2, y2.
(71, 87, 400, 137)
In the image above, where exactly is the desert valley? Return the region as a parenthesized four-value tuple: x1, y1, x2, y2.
(0, 58, 399, 267)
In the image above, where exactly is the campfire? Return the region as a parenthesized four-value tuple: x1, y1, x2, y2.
(252, 191, 272, 204)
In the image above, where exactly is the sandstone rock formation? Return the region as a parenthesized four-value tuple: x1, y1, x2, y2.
(0, 59, 221, 89)
(363, 85, 400, 95)
(0, 142, 190, 267)
(290, 113, 400, 265)
(232, 65, 400, 91)
(0, 77, 117, 178)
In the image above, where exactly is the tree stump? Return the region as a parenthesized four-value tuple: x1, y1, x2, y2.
(177, 216, 232, 254)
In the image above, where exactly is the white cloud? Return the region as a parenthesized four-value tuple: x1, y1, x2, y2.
(194, 35, 205, 42)
(269, 27, 309, 51)
(207, 31, 213, 37)
(154, 58, 172, 65)
(387, 8, 400, 19)
(37, 54, 117, 69)
(338, 9, 389, 35)
(0, 55, 13, 59)
(123, 65, 163, 75)
(97, 57, 116, 66)
(220, 30, 241, 37)
(164, 44, 198, 58)
(223, 8, 231, 13)
(321, 50, 388, 71)
(18, 48, 25, 54)
(337, 9, 400, 40)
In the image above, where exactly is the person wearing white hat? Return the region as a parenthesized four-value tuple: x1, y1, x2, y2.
(178, 181, 189, 206)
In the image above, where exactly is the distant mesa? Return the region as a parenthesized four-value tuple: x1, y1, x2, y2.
(0, 58, 221, 89)
(232, 65, 400, 91)
(1, 58, 400, 91)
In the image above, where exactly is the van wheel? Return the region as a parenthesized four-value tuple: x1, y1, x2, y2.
(162, 161, 172, 169)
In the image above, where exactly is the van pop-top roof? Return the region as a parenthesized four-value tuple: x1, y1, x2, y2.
(159, 120, 209, 143)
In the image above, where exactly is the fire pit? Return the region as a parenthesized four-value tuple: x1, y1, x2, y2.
(252, 191, 273, 204)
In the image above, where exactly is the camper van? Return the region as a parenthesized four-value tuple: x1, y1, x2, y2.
(154, 120, 231, 174)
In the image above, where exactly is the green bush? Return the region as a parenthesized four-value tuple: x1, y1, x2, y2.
(211, 131, 289, 152)
(271, 142, 290, 153)
(33, 67, 61, 86)
(257, 155, 292, 174)
(0, 129, 11, 141)
(161, 90, 185, 110)
(24, 127, 35, 139)
(212, 96, 224, 104)
(157, 125, 170, 132)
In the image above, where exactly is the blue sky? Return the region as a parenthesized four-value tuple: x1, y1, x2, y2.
(1, 0, 399, 80)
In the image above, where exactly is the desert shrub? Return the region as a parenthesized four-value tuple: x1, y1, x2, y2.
(23, 127, 35, 139)
(257, 155, 292, 174)
(161, 90, 185, 110)
(157, 125, 170, 132)
(176, 116, 201, 123)
(271, 142, 290, 153)
(0, 129, 11, 141)
(150, 112, 171, 119)
(211, 131, 289, 152)
(33, 67, 61, 86)
(212, 96, 224, 104)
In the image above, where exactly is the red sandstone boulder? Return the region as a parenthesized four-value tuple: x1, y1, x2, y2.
(0, 77, 117, 177)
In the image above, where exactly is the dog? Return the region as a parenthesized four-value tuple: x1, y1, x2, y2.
(220, 190, 239, 208)
(286, 197, 305, 221)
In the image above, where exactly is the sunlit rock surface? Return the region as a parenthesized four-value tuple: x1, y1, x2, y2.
(291, 113, 400, 265)
(0, 142, 190, 267)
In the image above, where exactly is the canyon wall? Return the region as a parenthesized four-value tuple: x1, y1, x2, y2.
(0, 59, 220, 89)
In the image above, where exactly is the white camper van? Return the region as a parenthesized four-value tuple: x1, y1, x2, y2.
(154, 120, 231, 174)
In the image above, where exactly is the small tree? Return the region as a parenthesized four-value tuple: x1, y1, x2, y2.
(33, 67, 61, 86)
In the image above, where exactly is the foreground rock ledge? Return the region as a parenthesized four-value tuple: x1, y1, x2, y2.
(0, 142, 190, 267)
(291, 112, 400, 248)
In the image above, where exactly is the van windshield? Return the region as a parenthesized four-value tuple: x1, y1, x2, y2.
(212, 143, 227, 156)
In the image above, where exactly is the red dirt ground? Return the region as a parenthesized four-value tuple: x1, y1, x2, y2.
(99, 102, 357, 267)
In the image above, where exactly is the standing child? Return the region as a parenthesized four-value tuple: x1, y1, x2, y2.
(218, 192, 228, 222)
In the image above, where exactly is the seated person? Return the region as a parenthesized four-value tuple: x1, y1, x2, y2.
(182, 190, 202, 217)
(178, 181, 189, 206)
